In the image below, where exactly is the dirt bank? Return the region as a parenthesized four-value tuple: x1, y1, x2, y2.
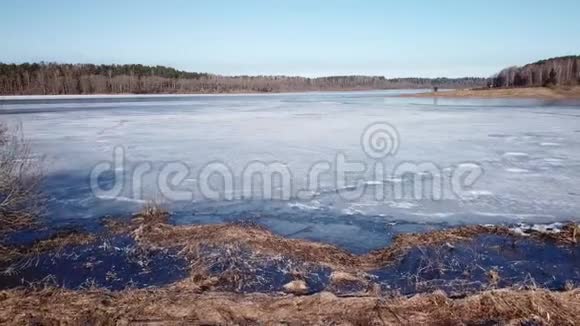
(403, 86, 580, 100)
(1, 285, 578, 325)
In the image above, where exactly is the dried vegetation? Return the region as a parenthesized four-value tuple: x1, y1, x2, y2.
(2, 203, 579, 324)
(1, 285, 579, 325)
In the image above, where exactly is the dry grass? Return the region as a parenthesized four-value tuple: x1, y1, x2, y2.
(132, 201, 170, 225)
(110, 204, 578, 275)
(25, 230, 96, 255)
(0, 230, 96, 263)
(404, 86, 580, 100)
(3, 204, 580, 324)
(130, 217, 516, 272)
(59, 203, 580, 297)
(99, 204, 522, 292)
(100, 216, 131, 235)
(0, 244, 20, 263)
(0, 285, 578, 325)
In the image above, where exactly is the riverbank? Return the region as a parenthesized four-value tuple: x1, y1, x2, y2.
(403, 86, 580, 100)
(1, 205, 579, 324)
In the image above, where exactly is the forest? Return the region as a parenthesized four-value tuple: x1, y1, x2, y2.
(2, 56, 578, 95)
(490, 55, 580, 88)
(0, 62, 485, 95)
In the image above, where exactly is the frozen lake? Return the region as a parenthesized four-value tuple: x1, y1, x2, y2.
(1, 91, 580, 252)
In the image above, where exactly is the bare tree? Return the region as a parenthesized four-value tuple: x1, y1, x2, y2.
(0, 123, 43, 234)
(492, 56, 580, 88)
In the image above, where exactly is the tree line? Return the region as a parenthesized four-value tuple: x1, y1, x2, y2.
(0, 62, 486, 95)
(490, 55, 580, 88)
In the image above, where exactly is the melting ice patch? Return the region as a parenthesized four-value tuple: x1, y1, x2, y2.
(341, 206, 364, 216)
(385, 201, 418, 209)
(288, 201, 322, 211)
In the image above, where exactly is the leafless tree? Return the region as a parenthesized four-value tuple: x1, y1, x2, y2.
(492, 56, 580, 88)
(0, 123, 43, 233)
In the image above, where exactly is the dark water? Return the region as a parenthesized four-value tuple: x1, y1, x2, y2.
(208, 235, 580, 295)
(1, 229, 579, 295)
(204, 245, 331, 294)
(372, 235, 580, 295)
(0, 236, 189, 290)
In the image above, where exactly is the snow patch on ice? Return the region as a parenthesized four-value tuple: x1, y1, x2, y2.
(411, 212, 455, 218)
(543, 158, 564, 164)
(505, 168, 530, 173)
(99, 196, 147, 204)
(502, 152, 529, 158)
(462, 190, 494, 200)
(510, 222, 565, 236)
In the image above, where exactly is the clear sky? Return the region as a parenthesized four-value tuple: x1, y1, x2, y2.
(2, 0, 580, 78)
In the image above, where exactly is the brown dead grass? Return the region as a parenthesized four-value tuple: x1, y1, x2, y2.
(404, 86, 580, 100)
(25, 230, 96, 255)
(0, 230, 96, 263)
(132, 201, 170, 225)
(100, 216, 130, 235)
(0, 285, 578, 325)
(114, 204, 578, 274)
(0, 215, 36, 237)
(101, 202, 170, 235)
(2, 204, 580, 324)
(131, 218, 517, 272)
(0, 244, 20, 263)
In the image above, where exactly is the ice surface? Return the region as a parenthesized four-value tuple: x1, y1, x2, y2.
(1, 91, 580, 249)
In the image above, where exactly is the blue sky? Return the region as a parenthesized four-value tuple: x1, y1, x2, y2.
(2, 0, 580, 77)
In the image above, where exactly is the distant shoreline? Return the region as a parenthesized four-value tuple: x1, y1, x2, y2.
(0, 88, 428, 101)
(400, 86, 580, 100)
